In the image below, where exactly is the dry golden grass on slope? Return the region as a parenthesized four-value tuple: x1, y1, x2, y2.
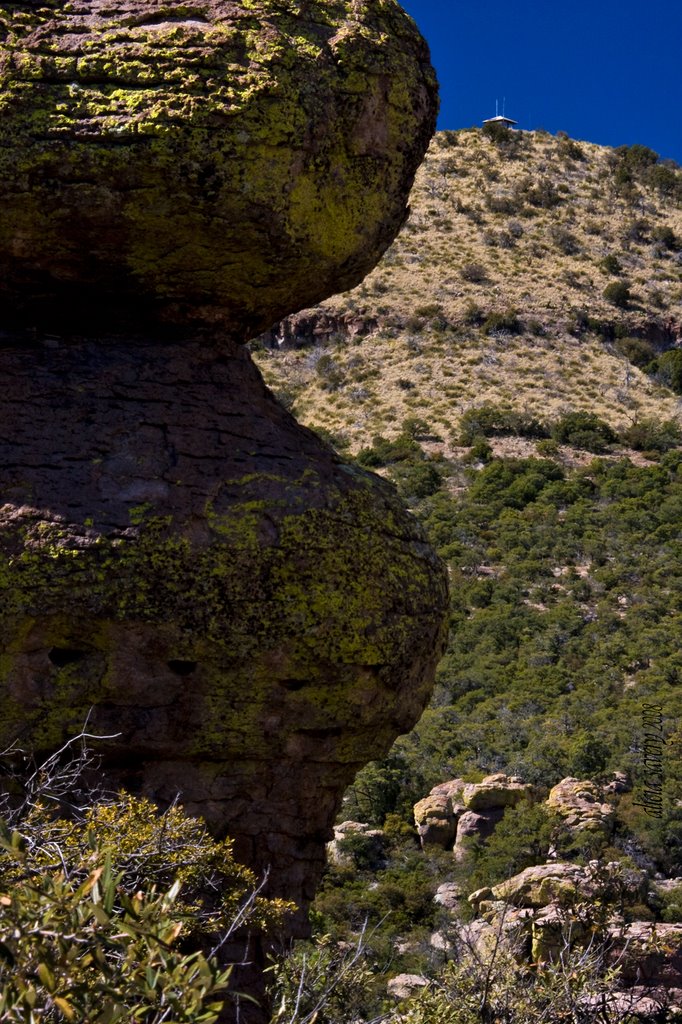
(252, 128, 682, 450)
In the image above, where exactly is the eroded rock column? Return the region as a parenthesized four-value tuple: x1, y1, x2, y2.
(0, 0, 447, 926)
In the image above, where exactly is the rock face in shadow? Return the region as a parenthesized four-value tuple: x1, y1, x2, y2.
(0, 332, 447, 924)
(0, 0, 445, 940)
(0, 0, 437, 336)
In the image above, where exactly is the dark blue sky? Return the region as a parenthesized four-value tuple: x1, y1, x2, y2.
(401, 0, 682, 164)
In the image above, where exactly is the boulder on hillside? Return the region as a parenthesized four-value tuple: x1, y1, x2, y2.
(489, 863, 586, 908)
(387, 974, 428, 1000)
(414, 774, 535, 852)
(604, 770, 632, 795)
(430, 778, 467, 807)
(414, 792, 457, 849)
(453, 808, 504, 861)
(547, 778, 615, 835)
(462, 773, 534, 811)
(327, 821, 386, 869)
(434, 882, 464, 909)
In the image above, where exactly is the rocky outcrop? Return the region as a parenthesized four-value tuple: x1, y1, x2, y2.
(462, 773, 533, 811)
(608, 922, 682, 987)
(387, 974, 428, 1000)
(414, 791, 459, 848)
(487, 862, 586, 908)
(414, 774, 534, 855)
(327, 821, 386, 869)
(0, 0, 437, 337)
(434, 882, 464, 909)
(547, 778, 615, 836)
(0, 0, 445, 957)
(453, 809, 505, 861)
(259, 310, 379, 350)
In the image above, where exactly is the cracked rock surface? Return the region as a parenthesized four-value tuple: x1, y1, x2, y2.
(0, 0, 446, 944)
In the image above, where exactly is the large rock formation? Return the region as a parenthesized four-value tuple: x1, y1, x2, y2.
(0, 0, 445, 945)
(413, 774, 535, 856)
(0, 0, 436, 336)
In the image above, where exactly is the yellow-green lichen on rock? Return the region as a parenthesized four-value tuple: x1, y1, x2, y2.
(0, 1, 444, 955)
(0, 0, 437, 335)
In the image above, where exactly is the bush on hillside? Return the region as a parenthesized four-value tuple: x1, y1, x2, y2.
(550, 412, 618, 452)
(482, 310, 522, 336)
(613, 335, 657, 368)
(356, 433, 421, 468)
(459, 403, 549, 445)
(600, 254, 622, 275)
(459, 261, 488, 283)
(603, 280, 631, 308)
(651, 224, 678, 250)
(648, 349, 682, 394)
(621, 418, 682, 453)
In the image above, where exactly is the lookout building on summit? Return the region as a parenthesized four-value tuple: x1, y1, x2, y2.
(483, 113, 518, 129)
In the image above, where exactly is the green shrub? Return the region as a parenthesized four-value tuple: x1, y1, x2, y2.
(536, 438, 560, 458)
(0, 793, 292, 1023)
(391, 460, 443, 501)
(356, 433, 421, 468)
(551, 412, 618, 453)
(621, 418, 682, 452)
(625, 219, 651, 243)
(482, 310, 522, 335)
(463, 300, 485, 325)
(459, 261, 488, 283)
(463, 802, 555, 893)
(459, 403, 548, 444)
(550, 225, 580, 255)
(649, 349, 682, 393)
(660, 883, 682, 923)
(600, 254, 622, 275)
(603, 280, 631, 308)
(467, 436, 494, 464)
(614, 336, 657, 368)
(616, 143, 659, 170)
(652, 224, 678, 250)
(315, 354, 345, 391)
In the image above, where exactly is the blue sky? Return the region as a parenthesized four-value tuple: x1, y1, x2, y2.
(400, 0, 682, 164)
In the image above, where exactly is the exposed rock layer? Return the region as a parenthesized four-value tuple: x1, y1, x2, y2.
(0, 0, 437, 336)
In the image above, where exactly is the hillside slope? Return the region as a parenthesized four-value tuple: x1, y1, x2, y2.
(253, 128, 682, 448)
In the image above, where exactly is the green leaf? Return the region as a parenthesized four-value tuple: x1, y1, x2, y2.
(36, 961, 56, 991)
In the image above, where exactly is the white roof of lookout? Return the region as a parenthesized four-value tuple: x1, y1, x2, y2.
(482, 114, 518, 127)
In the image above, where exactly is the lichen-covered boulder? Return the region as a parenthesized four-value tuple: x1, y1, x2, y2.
(327, 821, 386, 869)
(490, 863, 586, 909)
(462, 773, 534, 811)
(414, 792, 457, 849)
(0, 2, 445, 969)
(547, 778, 615, 835)
(387, 974, 428, 1000)
(0, 0, 437, 335)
